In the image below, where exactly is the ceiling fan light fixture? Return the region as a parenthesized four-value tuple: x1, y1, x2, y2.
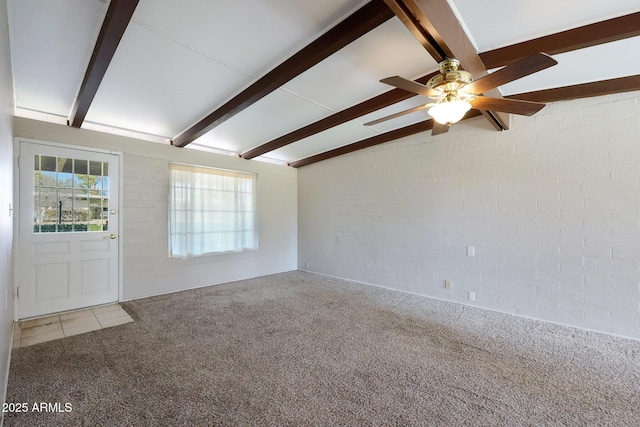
(428, 98, 471, 125)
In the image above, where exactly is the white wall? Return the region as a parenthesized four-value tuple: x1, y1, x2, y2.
(14, 118, 297, 301)
(0, 0, 14, 409)
(298, 91, 640, 340)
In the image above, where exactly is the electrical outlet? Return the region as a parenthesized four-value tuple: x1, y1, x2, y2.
(336, 235, 342, 244)
(469, 291, 476, 301)
(467, 246, 475, 256)
(305, 262, 309, 269)
(445, 280, 452, 289)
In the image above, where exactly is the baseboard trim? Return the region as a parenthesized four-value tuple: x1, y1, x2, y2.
(120, 269, 299, 302)
(299, 269, 640, 342)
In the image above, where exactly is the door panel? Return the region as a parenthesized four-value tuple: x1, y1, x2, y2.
(18, 141, 120, 319)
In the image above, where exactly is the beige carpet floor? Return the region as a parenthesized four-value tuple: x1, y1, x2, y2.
(5, 271, 640, 426)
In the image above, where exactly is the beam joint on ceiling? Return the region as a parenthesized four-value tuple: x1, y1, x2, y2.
(383, 0, 509, 130)
(244, 13, 640, 161)
(480, 11, 640, 69)
(381, 0, 446, 62)
(68, 0, 139, 128)
(171, 0, 394, 148)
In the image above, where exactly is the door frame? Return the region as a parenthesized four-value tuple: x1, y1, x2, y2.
(13, 137, 124, 321)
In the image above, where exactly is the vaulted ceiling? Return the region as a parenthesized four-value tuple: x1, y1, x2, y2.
(7, 0, 640, 167)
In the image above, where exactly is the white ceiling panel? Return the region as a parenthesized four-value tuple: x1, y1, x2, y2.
(132, 0, 370, 77)
(85, 21, 255, 138)
(450, 0, 640, 51)
(358, 96, 432, 131)
(499, 38, 640, 95)
(8, 0, 640, 166)
(282, 17, 437, 111)
(192, 88, 333, 155)
(8, 0, 106, 116)
(270, 120, 380, 162)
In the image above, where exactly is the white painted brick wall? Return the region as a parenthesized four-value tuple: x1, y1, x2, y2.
(14, 118, 298, 301)
(298, 91, 640, 340)
(122, 153, 298, 299)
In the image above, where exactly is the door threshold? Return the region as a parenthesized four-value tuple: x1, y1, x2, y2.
(14, 303, 133, 349)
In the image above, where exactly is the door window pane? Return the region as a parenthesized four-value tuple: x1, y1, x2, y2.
(38, 155, 57, 187)
(58, 158, 73, 188)
(33, 154, 109, 233)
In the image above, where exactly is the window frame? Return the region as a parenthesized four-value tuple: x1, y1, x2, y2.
(168, 163, 258, 258)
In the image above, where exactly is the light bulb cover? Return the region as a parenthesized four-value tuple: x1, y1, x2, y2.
(428, 100, 471, 125)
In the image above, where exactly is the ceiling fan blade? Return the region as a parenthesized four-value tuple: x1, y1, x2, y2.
(464, 52, 557, 95)
(364, 104, 432, 126)
(431, 121, 450, 136)
(380, 76, 439, 98)
(470, 97, 545, 116)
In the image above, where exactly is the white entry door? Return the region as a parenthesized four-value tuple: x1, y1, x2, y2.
(17, 141, 120, 319)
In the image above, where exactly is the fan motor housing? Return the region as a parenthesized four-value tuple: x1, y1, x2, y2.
(427, 70, 473, 93)
(427, 58, 473, 93)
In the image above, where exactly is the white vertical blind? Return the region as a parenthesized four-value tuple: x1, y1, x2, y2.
(169, 163, 257, 258)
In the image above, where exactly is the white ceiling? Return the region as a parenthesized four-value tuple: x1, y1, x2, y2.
(7, 0, 640, 164)
(452, 0, 640, 50)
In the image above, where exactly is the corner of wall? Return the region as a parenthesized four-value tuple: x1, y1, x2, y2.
(297, 92, 640, 340)
(0, 0, 15, 411)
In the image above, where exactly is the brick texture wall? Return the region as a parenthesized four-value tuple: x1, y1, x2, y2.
(14, 118, 298, 301)
(122, 153, 298, 299)
(298, 91, 640, 339)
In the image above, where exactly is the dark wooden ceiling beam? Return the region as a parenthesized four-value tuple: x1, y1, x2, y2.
(289, 110, 482, 168)
(289, 120, 433, 168)
(68, 0, 139, 128)
(172, 0, 394, 148)
(383, 0, 509, 130)
(241, 71, 439, 159)
(381, 1, 446, 62)
(290, 75, 640, 168)
(506, 74, 640, 103)
(480, 11, 640, 70)
(244, 13, 640, 160)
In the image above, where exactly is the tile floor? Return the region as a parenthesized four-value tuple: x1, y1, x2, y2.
(13, 303, 133, 348)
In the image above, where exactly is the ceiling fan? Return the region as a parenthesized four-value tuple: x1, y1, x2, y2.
(365, 52, 558, 135)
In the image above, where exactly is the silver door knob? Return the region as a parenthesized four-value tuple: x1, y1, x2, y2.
(103, 234, 117, 239)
